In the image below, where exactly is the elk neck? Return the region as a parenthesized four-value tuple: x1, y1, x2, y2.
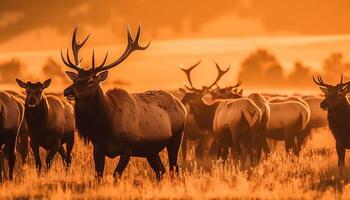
(24, 95, 49, 131)
(327, 98, 350, 138)
(74, 86, 117, 143)
(191, 99, 220, 132)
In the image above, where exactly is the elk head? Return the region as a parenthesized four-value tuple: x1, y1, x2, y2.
(16, 79, 51, 107)
(313, 75, 350, 110)
(180, 61, 233, 111)
(61, 26, 150, 101)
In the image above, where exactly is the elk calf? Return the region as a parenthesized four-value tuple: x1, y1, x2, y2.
(16, 79, 75, 173)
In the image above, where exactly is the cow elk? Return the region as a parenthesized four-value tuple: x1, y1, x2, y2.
(16, 79, 75, 174)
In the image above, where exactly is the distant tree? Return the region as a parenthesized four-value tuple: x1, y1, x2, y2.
(42, 58, 69, 83)
(287, 61, 313, 88)
(322, 53, 350, 82)
(0, 59, 23, 83)
(238, 49, 285, 88)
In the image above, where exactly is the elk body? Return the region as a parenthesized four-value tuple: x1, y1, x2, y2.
(263, 99, 310, 155)
(0, 91, 24, 180)
(207, 97, 262, 163)
(61, 26, 186, 180)
(5, 90, 30, 164)
(313, 75, 350, 168)
(16, 79, 75, 173)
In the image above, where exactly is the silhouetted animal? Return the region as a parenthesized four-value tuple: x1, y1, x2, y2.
(16, 79, 75, 173)
(313, 75, 350, 168)
(5, 90, 29, 164)
(61, 26, 186, 180)
(179, 61, 237, 161)
(0, 91, 24, 181)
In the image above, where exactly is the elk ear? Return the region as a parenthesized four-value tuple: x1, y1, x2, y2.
(319, 87, 328, 94)
(42, 79, 51, 89)
(16, 79, 27, 89)
(238, 89, 243, 95)
(96, 71, 108, 83)
(65, 71, 78, 81)
(179, 88, 187, 94)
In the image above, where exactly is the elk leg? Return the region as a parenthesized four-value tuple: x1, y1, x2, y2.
(30, 141, 41, 175)
(147, 154, 165, 180)
(93, 146, 105, 180)
(181, 137, 187, 162)
(17, 125, 29, 165)
(113, 149, 132, 179)
(167, 131, 182, 175)
(45, 140, 60, 170)
(336, 142, 345, 168)
(6, 133, 16, 180)
(57, 146, 68, 166)
(0, 150, 4, 182)
(65, 133, 74, 167)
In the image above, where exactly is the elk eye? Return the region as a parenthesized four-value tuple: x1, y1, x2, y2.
(88, 80, 94, 85)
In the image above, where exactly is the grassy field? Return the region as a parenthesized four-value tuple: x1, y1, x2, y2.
(0, 128, 350, 199)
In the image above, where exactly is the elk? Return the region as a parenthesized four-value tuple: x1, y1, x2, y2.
(263, 99, 310, 155)
(247, 93, 270, 157)
(0, 91, 24, 181)
(16, 79, 75, 173)
(179, 61, 239, 160)
(313, 75, 350, 168)
(202, 95, 262, 165)
(268, 96, 312, 151)
(61, 26, 186, 180)
(5, 90, 29, 164)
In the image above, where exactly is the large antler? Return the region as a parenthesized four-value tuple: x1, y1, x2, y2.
(312, 75, 332, 88)
(92, 25, 150, 73)
(208, 61, 230, 89)
(61, 27, 90, 71)
(180, 60, 201, 92)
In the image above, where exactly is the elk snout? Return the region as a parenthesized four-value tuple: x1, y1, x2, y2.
(64, 87, 77, 100)
(26, 98, 38, 108)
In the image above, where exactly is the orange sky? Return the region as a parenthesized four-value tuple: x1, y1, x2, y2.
(0, 0, 349, 91)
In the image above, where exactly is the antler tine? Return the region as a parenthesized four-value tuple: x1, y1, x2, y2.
(180, 60, 201, 88)
(72, 28, 90, 66)
(208, 61, 230, 89)
(313, 75, 332, 88)
(61, 27, 90, 71)
(93, 25, 150, 73)
(340, 74, 344, 85)
(92, 50, 95, 70)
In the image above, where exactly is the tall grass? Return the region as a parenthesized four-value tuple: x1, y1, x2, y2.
(1, 128, 349, 199)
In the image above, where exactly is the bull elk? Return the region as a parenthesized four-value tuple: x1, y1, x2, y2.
(61, 26, 186, 180)
(180, 61, 240, 160)
(313, 75, 350, 168)
(16, 79, 75, 173)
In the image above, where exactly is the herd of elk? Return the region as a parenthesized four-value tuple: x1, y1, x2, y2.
(1, 25, 348, 183)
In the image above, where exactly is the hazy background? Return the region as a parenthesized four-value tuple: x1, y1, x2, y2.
(0, 0, 350, 92)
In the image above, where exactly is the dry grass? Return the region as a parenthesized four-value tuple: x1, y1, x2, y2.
(1, 128, 350, 199)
